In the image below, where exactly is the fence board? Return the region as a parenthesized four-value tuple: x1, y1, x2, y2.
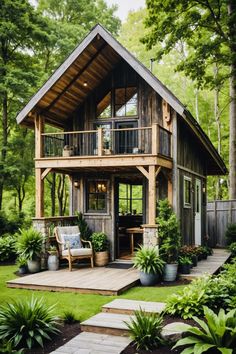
(207, 200, 236, 247)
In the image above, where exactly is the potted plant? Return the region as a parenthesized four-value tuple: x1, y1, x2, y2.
(178, 256, 192, 274)
(133, 246, 165, 286)
(16, 228, 44, 273)
(157, 199, 181, 282)
(47, 245, 59, 271)
(16, 255, 28, 274)
(91, 232, 109, 266)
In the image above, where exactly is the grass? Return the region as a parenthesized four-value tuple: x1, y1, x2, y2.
(0, 265, 186, 321)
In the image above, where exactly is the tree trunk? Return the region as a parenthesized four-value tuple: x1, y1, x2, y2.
(214, 64, 222, 199)
(0, 92, 8, 209)
(228, 1, 236, 199)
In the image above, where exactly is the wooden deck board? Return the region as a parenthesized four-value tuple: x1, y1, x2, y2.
(7, 267, 139, 295)
(102, 299, 166, 315)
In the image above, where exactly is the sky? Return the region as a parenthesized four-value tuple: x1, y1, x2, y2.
(105, 0, 146, 22)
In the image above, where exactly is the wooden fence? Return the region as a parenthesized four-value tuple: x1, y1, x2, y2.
(207, 200, 236, 247)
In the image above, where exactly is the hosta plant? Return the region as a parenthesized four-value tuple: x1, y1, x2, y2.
(125, 309, 165, 350)
(173, 306, 236, 354)
(0, 297, 60, 350)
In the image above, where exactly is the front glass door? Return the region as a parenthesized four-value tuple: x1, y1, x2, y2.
(194, 179, 202, 245)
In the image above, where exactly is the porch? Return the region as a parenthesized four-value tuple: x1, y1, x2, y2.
(7, 266, 139, 296)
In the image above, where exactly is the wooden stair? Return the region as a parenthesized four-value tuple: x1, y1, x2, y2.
(102, 299, 166, 315)
(81, 299, 166, 337)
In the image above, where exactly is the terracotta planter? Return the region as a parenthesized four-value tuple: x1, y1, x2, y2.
(94, 251, 109, 266)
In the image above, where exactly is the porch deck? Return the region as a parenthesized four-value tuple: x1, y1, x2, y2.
(7, 266, 139, 296)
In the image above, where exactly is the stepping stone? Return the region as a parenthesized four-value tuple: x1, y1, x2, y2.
(81, 312, 133, 337)
(161, 322, 190, 342)
(50, 332, 131, 354)
(102, 299, 166, 315)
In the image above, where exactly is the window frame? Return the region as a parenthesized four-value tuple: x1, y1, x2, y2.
(184, 176, 192, 208)
(85, 179, 108, 214)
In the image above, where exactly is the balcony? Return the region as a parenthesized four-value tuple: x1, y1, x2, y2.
(36, 124, 172, 170)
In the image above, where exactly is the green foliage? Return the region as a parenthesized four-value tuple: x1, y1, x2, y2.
(178, 256, 192, 265)
(157, 199, 181, 263)
(16, 254, 28, 267)
(63, 310, 77, 324)
(76, 212, 92, 241)
(0, 296, 60, 350)
(133, 246, 165, 275)
(229, 242, 236, 256)
(0, 212, 25, 236)
(125, 309, 165, 350)
(91, 232, 108, 252)
(166, 258, 236, 318)
(166, 276, 209, 319)
(16, 228, 44, 260)
(0, 235, 17, 262)
(173, 306, 236, 354)
(225, 224, 236, 245)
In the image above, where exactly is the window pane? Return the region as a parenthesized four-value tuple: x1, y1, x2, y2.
(115, 87, 137, 117)
(184, 179, 191, 205)
(88, 194, 97, 210)
(97, 195, 106, 210)
(97, 92, 111, 118)
(87, 181, 107, 212)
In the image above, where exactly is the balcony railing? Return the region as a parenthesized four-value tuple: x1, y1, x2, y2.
(41, 125, 172, 159)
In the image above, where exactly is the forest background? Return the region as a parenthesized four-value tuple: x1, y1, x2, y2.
(0, 0, 231, 221)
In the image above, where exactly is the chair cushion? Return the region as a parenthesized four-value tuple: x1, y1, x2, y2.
(61, 233, 82, 250)
(62, 248, 92, 257)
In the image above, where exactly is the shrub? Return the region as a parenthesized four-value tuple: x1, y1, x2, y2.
(133, 246, 165, 274)
(225, 223, 236, 245)
(0, 212, 27, 236)
(76, 212, 92, 241)
(157, 199, 181, 263)
(229, 242, 236, 256)
(0, 235, 17, 262)
(166, 275, 210, 319)
(178, 255, 192, 265)
(0, 297, 60, 350)
(16, 228, 44, 260)
(63, 311, 77, 324)
(91, 232, 108, 252)
(125, 309, 165, 350)
(16, 255, 28, 268)
(173, 306, 236, 353)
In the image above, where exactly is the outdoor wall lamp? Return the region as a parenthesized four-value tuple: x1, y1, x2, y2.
(74, 180, 80, 188)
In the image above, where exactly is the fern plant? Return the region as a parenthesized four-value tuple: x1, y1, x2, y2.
(0, 297, 60, 350)
(173, 306, 236, 354)
(125, 309, 165, 350)
(16, 228, 44, 260)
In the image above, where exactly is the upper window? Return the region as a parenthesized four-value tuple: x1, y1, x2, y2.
(184, 176, 191, 207)
(96, 91, 111, 119)
(115, 87, 137, 117)
(86, 180, 108, 213)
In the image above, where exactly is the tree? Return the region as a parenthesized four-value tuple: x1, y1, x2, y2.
(0, 0, 49, 209)
(143, 0, 236, 198)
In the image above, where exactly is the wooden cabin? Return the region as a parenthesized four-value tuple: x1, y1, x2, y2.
(16, 24, 226, 260)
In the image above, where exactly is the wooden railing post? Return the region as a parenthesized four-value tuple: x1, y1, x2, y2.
(34, 113, 44, 158)
(34, 114, 44, 217)
(97, 127, 103, 156)
(152, 123, 159, 155)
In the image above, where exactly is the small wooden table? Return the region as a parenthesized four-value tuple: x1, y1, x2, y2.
(126, 227, 143, 254)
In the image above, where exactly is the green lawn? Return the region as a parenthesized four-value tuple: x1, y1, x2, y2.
(0, 265, 185, 321)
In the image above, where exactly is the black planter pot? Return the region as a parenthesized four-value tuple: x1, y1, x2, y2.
(191, 255, 198, 267)
(139, 271, 160, 286)
(179, 264, 191, 274)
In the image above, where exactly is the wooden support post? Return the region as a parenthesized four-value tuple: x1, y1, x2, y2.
(168, 179, 173, 206)
(97, 128, 103, 156)
(152, 124, 158, 155)
(148, 165, 156, 224)
(34, 114, 44, 158)
(137, 166, 149, 180)
(35, 168, 44, 217)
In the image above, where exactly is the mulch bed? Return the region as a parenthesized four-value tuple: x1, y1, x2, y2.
(25, 322, 81, 354)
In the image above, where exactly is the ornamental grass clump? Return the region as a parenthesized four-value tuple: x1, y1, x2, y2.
(133, 246, 165, 275)
(0, 297, 60, 350)
(125, 309, 165, 350)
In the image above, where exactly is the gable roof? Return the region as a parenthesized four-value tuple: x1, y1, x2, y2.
(16, 24, 226, 175)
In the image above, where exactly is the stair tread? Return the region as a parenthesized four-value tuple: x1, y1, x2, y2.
(102, 299, 165, 313)
(81, 312, 133, 330)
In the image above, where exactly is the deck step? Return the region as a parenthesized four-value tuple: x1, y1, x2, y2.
(81, 312, 133, 337)
(102, 299, 166, 315)
(50, 331, 131, 354)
